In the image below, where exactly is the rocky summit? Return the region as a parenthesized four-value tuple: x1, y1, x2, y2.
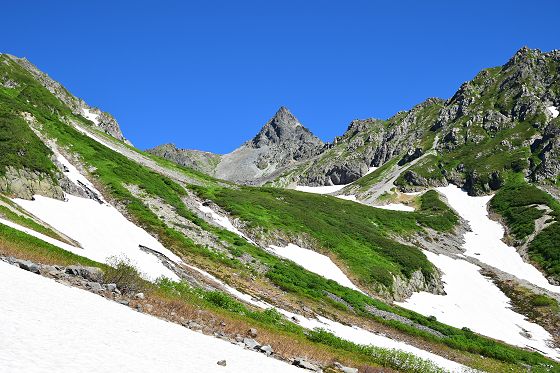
(151, 48, 560, 195)
(213, 106, 324, 183)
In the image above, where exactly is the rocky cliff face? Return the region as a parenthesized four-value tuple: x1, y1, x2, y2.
(147, 143, 221, 175)
(5, 54, 128, 143)
(150, 48, 560, 194)
(277, 47, 560, 194)
(276, 98, 444, 187)
(213, 107, 325, 183)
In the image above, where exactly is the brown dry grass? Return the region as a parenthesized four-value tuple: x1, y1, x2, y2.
(126, 292, 397, 373)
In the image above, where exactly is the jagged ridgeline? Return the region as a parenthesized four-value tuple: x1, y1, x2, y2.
(150, 47, 560, 195)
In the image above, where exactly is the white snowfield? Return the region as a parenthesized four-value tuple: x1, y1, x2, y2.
(13, 153, 181, 282)
(295, 184, 347, 194)
(397, 251, 560, 359)
(547, 105, 559, 118)
(437, 185, 560, 294)
(197, 202, 256, 244)
(398, 185, 560, 359)
(268, 244, 363, 292)
(365, 166, 378, 175)
(82, 107, 100, 125)
(13, 195, 180, 282)
(0, 260, 300, 373)
(335, 194, 358, 202)
(374, 203, 415, 212)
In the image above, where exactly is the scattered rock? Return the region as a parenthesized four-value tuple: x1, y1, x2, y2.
(117, 299, 129, 306)
(292, 358, 320, 371)
(216, 360, 227, 367)
(15, 259, 40, 274)
(334, 362, 358, 373)
(106, 283, 118, 292)
(259, 345, 273, 356)
(248, 328, 258, 337)
(65, 265, 103, 282)
(135, 292, 145, 299)
(87, 282, 103, 292)
(242, 338, 260, 350)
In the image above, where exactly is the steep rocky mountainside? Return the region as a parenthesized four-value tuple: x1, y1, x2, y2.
(148, 107, 325, 184)
(152, 48, 560, 196)
(214, 107, 324, 183)
(146, 143, 221, 175)
(271, 48, 560, 194)
(3, 54, 128, 143)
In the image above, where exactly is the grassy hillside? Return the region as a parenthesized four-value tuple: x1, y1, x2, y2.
(191, 184, 459, 290)
(490, 175, 560, 281)
(2, 52, 560, 372)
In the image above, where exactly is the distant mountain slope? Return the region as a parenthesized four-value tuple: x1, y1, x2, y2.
(152, 47, 560, 196)
(148, 107, 325, 184)
(3, 54, 128, 143)
(146, 143, 221, 175)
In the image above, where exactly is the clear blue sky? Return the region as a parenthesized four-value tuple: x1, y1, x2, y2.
(4, 1, 559, 153)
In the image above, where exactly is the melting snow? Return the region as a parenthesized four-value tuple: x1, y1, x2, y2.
(12, 153, 180, 281)
(14, 195, 179, 281)
(268, 244, 363, 292)
(547, 106, 559, 118)
(336, 194, 358, 202)
(82, 108, 100, 125)
(437, 185, 560, 293)
(365, 166, 378, 175)
(189, 205, 467, 370)
(0, 260, 299, 373)
(197, 202, 256, 244)
(295, 184, 346, 194)
(185, 262, 468, 372)
(56, 153, 101, 199)
(375, 203, 415, 212)
(397, 251, 560, 359)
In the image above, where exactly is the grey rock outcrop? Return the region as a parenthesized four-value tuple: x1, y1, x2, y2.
(214, 107, 325, 183)
(5, 54, 128, 143)
(146, 143, 221, 175)
(0, 166, 65, 200)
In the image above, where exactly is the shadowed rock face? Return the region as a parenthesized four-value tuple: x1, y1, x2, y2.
(213, 107, 325, 183)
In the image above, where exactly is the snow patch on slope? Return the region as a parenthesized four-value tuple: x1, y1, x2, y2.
(0, 260, 299, 373)
(547, 106, 559, 118)
(375, 203, 415, 212)
(336, 194, 358, 202)
(12, 152, 180, 281)
(365, 166, 378, 175)
(397, 251, 560, 359)
(82, 108, 100, 125)
(437, 185, 560, 293)
(14, 195, 179, 281)
(56, 153, 102, 199)
(197, 202, 256, 244)
(187, 261, 469, 372)
(268, 244, 363, 292)
(295, 184, 347, 194)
